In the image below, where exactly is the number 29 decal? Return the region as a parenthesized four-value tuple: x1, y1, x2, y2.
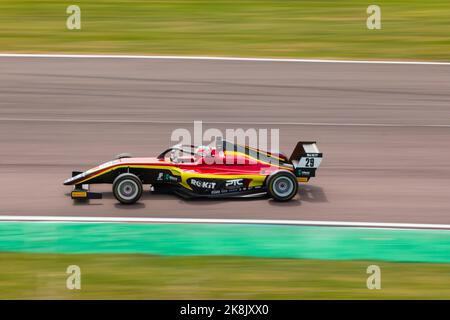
(305, 158, 315, 167)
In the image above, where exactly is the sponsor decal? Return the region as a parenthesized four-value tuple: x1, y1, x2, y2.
(165, 174, 180, 183)
(190, 178, 217, 189)
(295, 168, 311, 176)
(157, 172, 180, 183)
(225, 179, 244, 189)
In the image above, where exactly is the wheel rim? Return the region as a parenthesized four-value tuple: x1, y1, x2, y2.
(117, 179, 139, 200)
(272, 176, 294, 197)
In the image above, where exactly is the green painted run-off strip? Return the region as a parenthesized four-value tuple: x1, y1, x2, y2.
(0, 222, 449, 263)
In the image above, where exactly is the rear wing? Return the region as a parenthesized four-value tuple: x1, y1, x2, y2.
(289, 141, 323, 179)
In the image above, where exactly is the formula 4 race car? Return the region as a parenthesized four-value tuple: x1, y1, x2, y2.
(64, 138, 322, 204)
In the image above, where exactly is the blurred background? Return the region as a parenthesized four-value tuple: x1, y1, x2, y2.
(0, 0, 449, 60)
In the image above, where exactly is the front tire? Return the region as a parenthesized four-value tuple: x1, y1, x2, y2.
(113, 173, 143, 204)
(266, 171, 298, 201)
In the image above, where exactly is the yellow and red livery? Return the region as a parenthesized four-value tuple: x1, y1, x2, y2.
(64, 139, 322, 204)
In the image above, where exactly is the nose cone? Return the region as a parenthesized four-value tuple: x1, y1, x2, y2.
(63, 171, 85, 185)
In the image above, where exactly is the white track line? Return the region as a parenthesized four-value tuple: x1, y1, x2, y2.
(1, 53, 450, 66)
(0, 216, 449, 230)
(0, 117, 449, 128)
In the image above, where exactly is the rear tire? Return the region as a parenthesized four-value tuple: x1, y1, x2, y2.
(266, 171, 298, 202)
(113, 173, 143, 204)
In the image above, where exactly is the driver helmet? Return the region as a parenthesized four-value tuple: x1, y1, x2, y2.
(195, 145, 212, 158)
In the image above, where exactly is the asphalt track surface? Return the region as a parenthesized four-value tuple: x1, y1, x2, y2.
(1, 56, 449, 224)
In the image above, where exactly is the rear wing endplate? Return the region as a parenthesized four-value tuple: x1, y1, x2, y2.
(289, 141, 323, 179)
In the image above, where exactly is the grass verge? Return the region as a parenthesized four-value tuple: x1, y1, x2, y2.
(1, 252, 450, 299)
(1, 1, 450, 60)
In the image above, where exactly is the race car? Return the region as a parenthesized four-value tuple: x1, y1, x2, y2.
(64, 138, 322, 204)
